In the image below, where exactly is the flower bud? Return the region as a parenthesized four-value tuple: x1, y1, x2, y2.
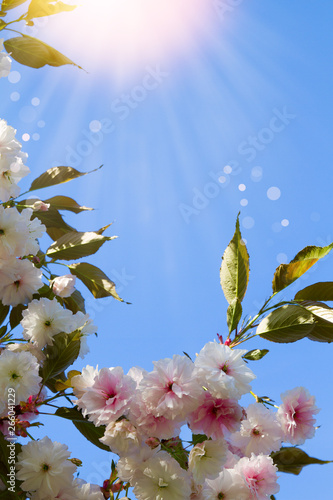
(51, 274, 76, 297)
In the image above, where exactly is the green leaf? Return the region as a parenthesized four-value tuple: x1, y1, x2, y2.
(0, 326, 7, 339)
(227, 297, 242, 333)
(295, 282, 333, 302)
(55, 407, 110, 452)
(44, 195, 93, 213)
(298, 301, 333, 343)
(46, 231, 115, 260)
(9, 304, 26, 330)
(29, 166, 101, 192)
(161, 437, 189, 470)
(0, 301, 9, 325)
(62, 289, 86, 314)
(1, 0, 27, 11)
(243, 349, 269, 361)
(26, 0, 76, 21)
(96, 223, 112, 235)
(271, 447, 333, 475)
(220, 215, 250, 304)
(44, 370, 67, 393)
(4, 35, 81, 69)
(272, 244, 333, 293)
(68, 262, 123, 301)
(41, 330, 81, 383)
(256, 304, 315, 343)
(191, 434, 208, 446)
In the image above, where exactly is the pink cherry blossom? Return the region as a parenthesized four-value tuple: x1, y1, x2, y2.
(139, 354, 203, 420)
(76, 366, 135, 426)
(277, 386, 320, 445)
(230, 403, 283, 456)
(235, 453, 280, 499)
(129, 395, 183, 440)
(187, 392, 244, 439)
(0, 257, 43, 306)
(194, 342, 256, 400)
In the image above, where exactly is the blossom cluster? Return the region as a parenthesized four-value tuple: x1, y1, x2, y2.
(0, 119, 322, 499)
(4, 338, 319, 499)
(66, 343, 318, 500)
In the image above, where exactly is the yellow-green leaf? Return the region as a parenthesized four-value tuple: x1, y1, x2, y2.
(68, 262, 123, 301)
(44, 195, 93, 213)
(227, 297, 242, 333)
(298, 301, 333, 343)
(272, 244, 333, 293)
(295, 282, 333, 302)
(1, 0, 27, 11)
(4, 35, 81, 69)
(62, 289, 86, 314)
(29, 166, 101, 191)
(26, 0, 76, 21)
(256, 304, 315, 343)
(243, 349, 269, 361)
(271, 447, 333, 475)
(220, 215, 250, 304)
(46, 231, 115, 260)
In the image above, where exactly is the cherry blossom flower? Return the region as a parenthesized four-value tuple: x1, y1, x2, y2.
(20, 208, 46, 256)
(230, 403, 283, 456)
(100, 419, 142, 456)
(188, 392, 244, 439)
(0, 40, 11, 78)
(0, 206, 28, 258)
(202, 469, 248, 500)
(16, 436, 76, 499)
(129, 392, 183, 440)
(0, 155, 30, 201)
(132, 451, 191, 500)
(0, 350, 42, 413)
(139, 354, 203, 420)
(0, 257, 43, 306)
(235, 453, 280, 499)
(52, 274, 76, 297)
(277, 386, 320, 445)
(76, 366, 135, 425)
(21, 298, 76, 348)
(71, 311, 97, 358)
(71, 365, 99, 398)
(189, 438, 228, 484)
(195, 342, 256, 400)
(117, 446, 159, 483)
(0, 119, 23, 156)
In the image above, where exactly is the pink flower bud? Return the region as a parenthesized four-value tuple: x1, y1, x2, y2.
(51, 274, 76, 297)
(32, 200, 50, 212)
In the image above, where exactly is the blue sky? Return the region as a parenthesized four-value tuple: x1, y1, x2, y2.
(1, 1, 333, 498)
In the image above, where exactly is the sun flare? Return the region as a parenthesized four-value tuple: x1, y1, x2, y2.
(40, 0, 215, 80)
